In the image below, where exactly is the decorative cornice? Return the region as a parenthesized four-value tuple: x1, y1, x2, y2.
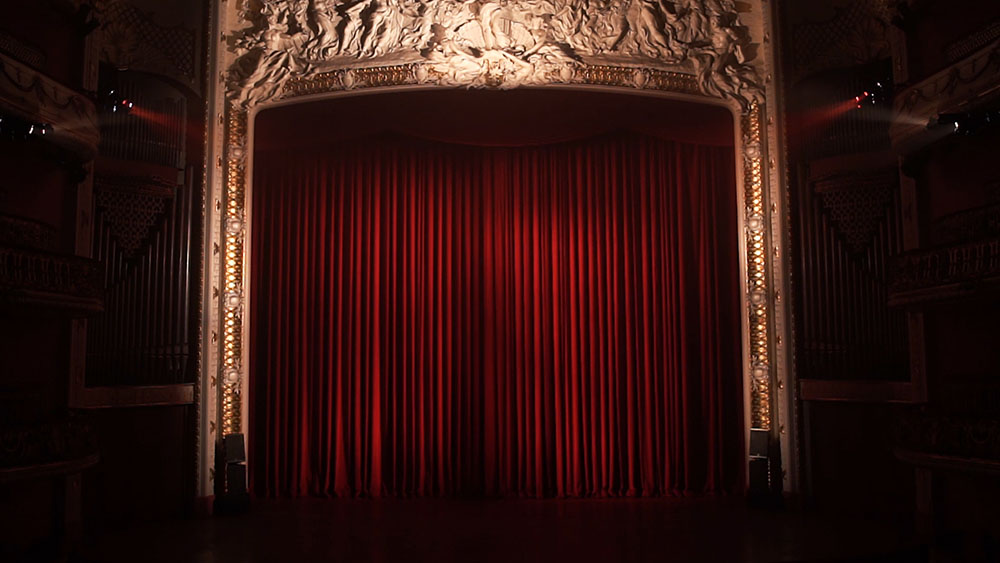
(897, 410, 1000, 462)
(928, 202, 1000, 247)
(0, 30, 47, 70)
(0, 214, 59, 252)
(227, 0, 762, 109)
(888, 237, 1000, 307)
(890, 37, 1000, 151)
(0, 246, 104, 315)
(0, 413, 97, 474)
(0, 52, 99, 160)
(282, 62, 702, 98)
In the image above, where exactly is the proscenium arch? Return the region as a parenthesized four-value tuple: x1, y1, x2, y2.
(200, 0, 795, 500)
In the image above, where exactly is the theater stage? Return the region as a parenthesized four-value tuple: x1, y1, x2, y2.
(82, 497, 921, 562)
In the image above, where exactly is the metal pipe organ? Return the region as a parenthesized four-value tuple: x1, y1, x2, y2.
(87, 72, 199, 387)
(795, 168, 909, 380)
(790, 60, 910, 382)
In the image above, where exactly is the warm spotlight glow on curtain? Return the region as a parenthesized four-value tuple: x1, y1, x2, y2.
(250, 131, 742, 497)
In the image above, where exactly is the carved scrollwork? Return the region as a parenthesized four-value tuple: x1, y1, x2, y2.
(227, 0, 762, 108)
(888, 237, 1000, 306)
(0, 410, 97, 469)
(898, 408, 1000, 461)
(891, 38, 1000, 148)
(0, 246, 103, 314)
(0, 215, 58, 252)
(0, 53, 99, 159)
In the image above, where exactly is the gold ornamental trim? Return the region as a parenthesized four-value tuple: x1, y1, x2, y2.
(219, 62, 774, 437)
(742, 102, 770, 430)
(221, 108, 247, 435)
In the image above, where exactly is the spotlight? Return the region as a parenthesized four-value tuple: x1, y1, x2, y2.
(853, 81, 890, 110)
(103, 89, 134, 115)
(932, 109, 1000, 136)
(0, 113, 52, 140)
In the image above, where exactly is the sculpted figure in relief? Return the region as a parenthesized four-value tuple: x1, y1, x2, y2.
(229, 0, 761, 107)
(235, 2, 314, 106)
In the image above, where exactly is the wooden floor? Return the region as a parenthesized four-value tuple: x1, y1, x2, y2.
(81, 497, 923, 563)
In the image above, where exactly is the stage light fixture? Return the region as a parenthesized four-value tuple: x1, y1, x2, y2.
(930, 109, 1000, 136)
(103, 88, 134, 115)
(0, 113, 52, 141)
(853, 81, 889, 110)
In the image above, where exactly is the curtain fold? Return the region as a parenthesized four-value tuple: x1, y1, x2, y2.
(250, 132, 743, 498)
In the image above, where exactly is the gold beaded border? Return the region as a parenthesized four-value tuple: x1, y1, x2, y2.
(742, 102, 770, 430)
(221, 108, 247, 435)
(219, 63, 774, 437)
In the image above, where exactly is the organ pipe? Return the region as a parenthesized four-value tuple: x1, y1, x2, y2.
(795, 168, 907, 381)
(87, 72, 199, 387)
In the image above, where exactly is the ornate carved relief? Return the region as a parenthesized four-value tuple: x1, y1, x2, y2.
(889, 237, 1000, 306)
(0, 215, 58, 253)
(0, 30, 47, 70)
(228, 0, 761, 107)
(93, 0, 201, 93)
(898, 408, 1000, 461)
(0, 411, 97, 469)
(209, 0, 789, 491)
(0, 246, 103, 313)
(891, 38, 1000, 148)
(929, 200, 1000, 247)
(282, 62, 702, 96)
(0, 52, 99, 159)
(944, 19, 1000, 64)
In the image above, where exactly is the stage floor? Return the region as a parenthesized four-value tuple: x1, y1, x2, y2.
(83, 497, 922, 562)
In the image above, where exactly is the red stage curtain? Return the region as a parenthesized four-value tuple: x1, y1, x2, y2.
(250, 132, 743, 498)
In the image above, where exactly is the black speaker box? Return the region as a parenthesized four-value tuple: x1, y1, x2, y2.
(223, 433, 246, 463)
(226, 462, 247, 495)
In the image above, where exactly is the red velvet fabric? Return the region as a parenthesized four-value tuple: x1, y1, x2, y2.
(250, 131, 743, 498)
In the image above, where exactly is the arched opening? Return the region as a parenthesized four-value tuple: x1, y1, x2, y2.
(246, 88, 744, 497)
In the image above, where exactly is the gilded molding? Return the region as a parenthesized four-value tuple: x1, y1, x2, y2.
(742, 102, 770, 430)
(282, 62, 702, 99)
(228, 0, 762, 108)
(212, 1, 784, 482)
(220, 62, 774, 436)
(221, 107, 247, 435)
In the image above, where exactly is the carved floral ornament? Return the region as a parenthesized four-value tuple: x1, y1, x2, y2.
(227, 0, 763, 108)
(211, 0, 785, 478)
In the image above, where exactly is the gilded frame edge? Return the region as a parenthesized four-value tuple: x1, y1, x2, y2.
(200, 18, 793, 497)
